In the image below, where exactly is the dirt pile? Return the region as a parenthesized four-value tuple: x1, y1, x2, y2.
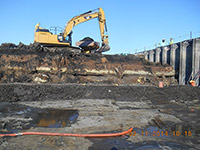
(0, 43, 176, 85)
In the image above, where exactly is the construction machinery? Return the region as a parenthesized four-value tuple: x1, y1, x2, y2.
(34, 8, 110, 53)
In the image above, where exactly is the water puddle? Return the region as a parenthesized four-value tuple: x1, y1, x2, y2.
(33, 109, 78, 128)
(0, 102, 79, 132)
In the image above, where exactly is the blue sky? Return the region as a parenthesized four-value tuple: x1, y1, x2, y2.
(0, 0, 200, 54)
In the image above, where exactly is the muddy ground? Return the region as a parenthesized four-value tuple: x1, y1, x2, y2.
(0, 84, 200, 150)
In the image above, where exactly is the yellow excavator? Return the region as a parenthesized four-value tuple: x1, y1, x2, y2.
(34, 8, 110, 53)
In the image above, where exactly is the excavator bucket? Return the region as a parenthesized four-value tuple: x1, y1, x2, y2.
(75, 40, 100, 50)
(96, 43, 110, 53)
(76, 37, 110, 53)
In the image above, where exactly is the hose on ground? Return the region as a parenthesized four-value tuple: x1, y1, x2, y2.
(0, 128, 133, 138)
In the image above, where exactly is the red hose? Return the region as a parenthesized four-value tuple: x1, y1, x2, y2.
(0, 128, 133, 138)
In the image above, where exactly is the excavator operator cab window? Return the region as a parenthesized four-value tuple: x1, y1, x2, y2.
(58, 35, 64, 42)
(36, 28, 50, 33)
(65, 31, 73, 45)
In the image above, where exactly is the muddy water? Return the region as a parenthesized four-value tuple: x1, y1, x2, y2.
(34, 109, 78, 128)
(0, 103, 78, 132)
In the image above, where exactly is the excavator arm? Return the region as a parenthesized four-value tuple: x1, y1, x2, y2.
(62, 8, 110, 52)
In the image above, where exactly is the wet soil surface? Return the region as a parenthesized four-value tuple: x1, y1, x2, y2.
(0, 103, 78, 132)
(89, 138, 191, 150)
(0, 84, 200, 150)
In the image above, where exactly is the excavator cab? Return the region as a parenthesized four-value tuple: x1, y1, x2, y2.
(34, 23, 72, 47)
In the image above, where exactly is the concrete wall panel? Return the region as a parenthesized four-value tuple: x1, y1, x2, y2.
(139, 37, 200, 85)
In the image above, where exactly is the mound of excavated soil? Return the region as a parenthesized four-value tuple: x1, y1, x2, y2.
(0, 43, 176, 85)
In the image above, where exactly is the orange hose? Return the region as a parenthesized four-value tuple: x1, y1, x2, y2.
(0, 128, 133, 138)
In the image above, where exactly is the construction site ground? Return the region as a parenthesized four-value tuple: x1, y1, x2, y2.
(0, 43, 200, 150)
(0, 84, 200, 150)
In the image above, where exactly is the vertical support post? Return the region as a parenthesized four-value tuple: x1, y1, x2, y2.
(144, 51, 148, 60)
(179, 41, 189, 85)
(162, 47, 168, 65)
(155, 48, 161, 63)
(149, 50, 155, 62)
(192, 38, 200, 86)
(170, 44, 178, 69)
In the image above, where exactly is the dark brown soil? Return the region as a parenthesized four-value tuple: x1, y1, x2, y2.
(0, 84, 199, 103)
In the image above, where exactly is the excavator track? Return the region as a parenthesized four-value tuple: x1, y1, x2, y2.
(42, 45, 82, 54)
(0, 42, 82, 55)
(0, 42, 107, 55)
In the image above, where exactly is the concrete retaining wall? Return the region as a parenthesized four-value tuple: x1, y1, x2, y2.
(137, 38, 200, 86)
